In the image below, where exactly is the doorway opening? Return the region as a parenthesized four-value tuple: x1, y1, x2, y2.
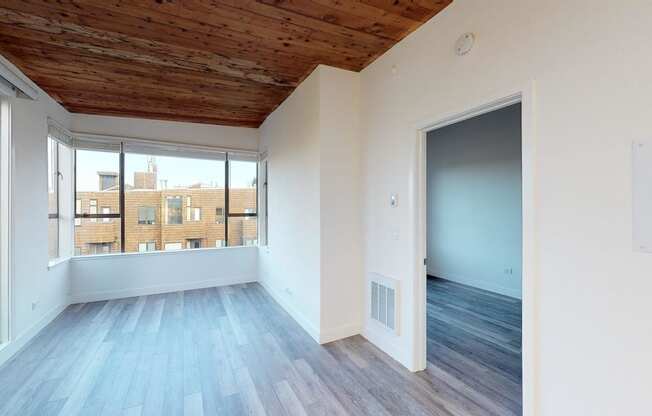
(421, 100, 525, 415)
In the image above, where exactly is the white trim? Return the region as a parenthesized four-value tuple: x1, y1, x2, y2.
(71, 131, 258, 157)
(70, 244, 257, 262)
(0, 303, 67, 369)
(0, 98, 12, 345)
(47, 256, 70, 270)
(413, 83, 538, 415)
(319, 322, 361, 344)
(0, 55, 39, 100)
(70, 275, 257, 304)
(428, 270, 522, 300)
(259, 279, 320, 343)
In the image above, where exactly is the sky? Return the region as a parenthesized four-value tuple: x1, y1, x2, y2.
(76, 150, 256, 192)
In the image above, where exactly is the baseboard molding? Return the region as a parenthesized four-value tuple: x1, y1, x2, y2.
(258, 279, 321, 343)
(362, 322, 415, 371)
(319, 322, 362, 344)
(428, 269, 522, 299)
(70, 275, 257, 304)
(0, 303, 68, 369)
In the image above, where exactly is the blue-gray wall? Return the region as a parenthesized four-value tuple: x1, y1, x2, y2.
(427, 104, 522, 298)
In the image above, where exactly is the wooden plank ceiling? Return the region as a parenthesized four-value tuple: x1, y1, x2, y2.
(0, 0, 452, 127)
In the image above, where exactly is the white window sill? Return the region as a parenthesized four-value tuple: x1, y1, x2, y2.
(47, 257, 71, 270)
(70, 245, 257, 261)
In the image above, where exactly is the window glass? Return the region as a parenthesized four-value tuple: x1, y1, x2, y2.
(228, 159, 257, 215)
(227, 216, 258, 247)
(75, 150, 121, 255)
(123, 154, 225, 253)
(72, 149, 256, 255)
(138, 207, 156, 225)
(166, 197, 182, 225)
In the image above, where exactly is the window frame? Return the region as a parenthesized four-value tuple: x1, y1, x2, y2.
(47, 137, 60, 260)
(72, 140, 258, 256)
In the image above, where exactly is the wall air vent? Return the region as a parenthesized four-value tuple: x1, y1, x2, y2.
(369, 273, 399, 335)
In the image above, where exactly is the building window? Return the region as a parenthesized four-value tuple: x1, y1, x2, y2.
(101, 207, 111, 223)
(138, 206, 156, 225)
(138, 242, 156, 252)
(89, 199, 97, 223)
(186, 196, 192, 207)
(186, 239, 201, 249)
(166, 196, 182, 224)
(191, 207, 201, 221)
(88, 242, 112, 255)
(75, 199, 81, 226)
(164, 242, 182, 251)
(215, 240, 225, 247)
(215, 207, 224, 224)
(74, 247, 81, 256)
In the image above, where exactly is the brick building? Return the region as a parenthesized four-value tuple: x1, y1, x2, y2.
(74, 163, 256, 255)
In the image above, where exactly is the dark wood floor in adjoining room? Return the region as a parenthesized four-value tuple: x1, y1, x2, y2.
(0, 282, 522, 416)
(427, 277, 523, 416)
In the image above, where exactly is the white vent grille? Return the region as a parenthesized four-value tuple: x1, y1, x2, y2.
(369, 273, 399, 334)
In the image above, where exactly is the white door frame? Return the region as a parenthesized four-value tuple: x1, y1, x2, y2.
(413, 82, 538, 416)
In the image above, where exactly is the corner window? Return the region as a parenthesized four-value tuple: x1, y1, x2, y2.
(72, 143, 257, 256)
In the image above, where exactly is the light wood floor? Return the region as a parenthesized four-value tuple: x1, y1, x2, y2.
(0, 282, 521, 416)
(427, 277, 523, 416)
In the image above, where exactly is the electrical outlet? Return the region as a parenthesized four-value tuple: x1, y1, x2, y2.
(504, 268, 514, 275)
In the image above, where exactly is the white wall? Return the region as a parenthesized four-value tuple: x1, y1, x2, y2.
(258, 68, 323, 339)
(0, 65, 72, 366)
(427, 103, 522, 298)
(71, 114, 259, 151)
(258, 66, 363, 342)
(70, 247, 257, 303)
(319, 67, 363, 340)
(359, 0, 652, 414)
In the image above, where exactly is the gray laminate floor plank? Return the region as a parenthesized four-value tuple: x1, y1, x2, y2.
(0, 281, 520, 416)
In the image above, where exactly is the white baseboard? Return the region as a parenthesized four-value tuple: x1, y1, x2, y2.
(362, 322, 415, 371)
(259, 279, 321, 343)
(70, 275, 257, 304)
(428, 269, 522, 299)
(0, 303, 68, 369)
(319, 321, 361, 344)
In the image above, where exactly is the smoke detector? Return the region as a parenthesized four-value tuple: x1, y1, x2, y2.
(455, 32, 475, 56)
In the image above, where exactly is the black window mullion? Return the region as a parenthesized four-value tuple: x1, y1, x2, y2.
(119, 144, 125, 252)
(225, 155, 229, 246)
